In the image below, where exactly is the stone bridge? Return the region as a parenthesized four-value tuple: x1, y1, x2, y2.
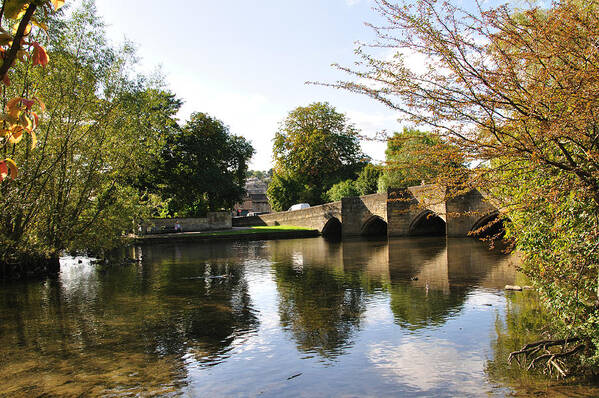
(242, 185, 499, 238)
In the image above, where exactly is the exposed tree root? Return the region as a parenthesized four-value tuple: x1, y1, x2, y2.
(508, 337, 587, 378)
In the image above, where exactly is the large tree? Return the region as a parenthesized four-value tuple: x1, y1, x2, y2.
(271, 102, 366, 206)
(334, 0, 599, 370)
(0, 1, 179, 273)
(160, 113, 254, 216)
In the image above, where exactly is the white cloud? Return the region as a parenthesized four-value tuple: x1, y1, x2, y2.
(368, 338, 487, 394)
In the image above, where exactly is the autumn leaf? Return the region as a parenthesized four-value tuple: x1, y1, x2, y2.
(8, 127, 24, 144)
(19, 112, 32, 131)
(0, 158, 17, 181)
(21, 98, 35, 110)
(30, 18, 49, 32)
(31, 111, 39, 128)
(0, 161, 7, 181)
(12, 22, 31, 36)
(29, 130, 37, 149)
(50, 0, 65, 11)
(6, 97, 22, 112)
(31, 42, 49, 67)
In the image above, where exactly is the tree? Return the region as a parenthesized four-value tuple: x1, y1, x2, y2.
(354, 163, 381, 195)
(377, 128, 462, 192)
(0, 1, 179, 274)
(160, 112, 254, 216)
(334, 0, 599, 369)
(266, 171, 303, 212)
(326, 179, 360, 202)
(271, 102, 366, 206)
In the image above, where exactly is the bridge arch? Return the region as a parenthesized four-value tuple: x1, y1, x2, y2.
(321, 217, 342, 238)
(409, 210, 446, 236)
(361, 215, 388, 236)
(470, 211, 506, 239)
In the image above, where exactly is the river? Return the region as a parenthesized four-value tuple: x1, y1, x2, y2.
(0, 237, 597, 397)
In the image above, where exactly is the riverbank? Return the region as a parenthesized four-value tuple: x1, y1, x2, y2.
(133, 225, 320, 244)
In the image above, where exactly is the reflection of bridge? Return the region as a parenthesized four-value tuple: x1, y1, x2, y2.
(269, 237, 518, 333)
(250, 185, 498, 237)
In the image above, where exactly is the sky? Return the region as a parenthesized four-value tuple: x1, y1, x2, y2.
(93, 0, 401, 170)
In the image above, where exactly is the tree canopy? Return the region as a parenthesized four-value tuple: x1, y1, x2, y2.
(270, 102, 366, 207)
(159, 112, 254, 217)
(326, 179, 360, 202)
(0, 1, 180, 266)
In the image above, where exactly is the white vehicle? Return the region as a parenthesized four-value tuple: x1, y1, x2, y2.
(288, 203, 310, 211)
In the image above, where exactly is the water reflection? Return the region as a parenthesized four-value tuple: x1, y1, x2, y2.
(1, 236, 582, 397)
(0, 242, 260, 396)
(388, 238, 517, 330)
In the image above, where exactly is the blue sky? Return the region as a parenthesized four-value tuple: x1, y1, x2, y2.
(94, 0, 399, 170)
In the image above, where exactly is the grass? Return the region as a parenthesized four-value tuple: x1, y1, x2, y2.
(198, 225, 315, 236)
(250, 225, 312, 231)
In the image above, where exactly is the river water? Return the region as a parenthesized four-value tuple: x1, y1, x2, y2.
(0, 237, 597, 397)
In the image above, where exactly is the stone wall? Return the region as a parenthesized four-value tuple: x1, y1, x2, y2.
(387, 188, 419, 237)
(140, 212, 231, 234)
(446, 189, 497, 237)
(232, 215, 267, 227)
(341, 193, 388, 236)
(252, 202, 342, 231)
(408, 185, 447, 220)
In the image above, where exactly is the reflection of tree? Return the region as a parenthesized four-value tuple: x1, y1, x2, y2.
(485, 290, 552, 384)
(0, 242, 260, 395)
(273, 262, 366, 359)
(389, 285, 466, 330)
(143, 260, 259, 365)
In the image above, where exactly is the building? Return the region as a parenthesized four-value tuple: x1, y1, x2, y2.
(234, 177, 271, 215)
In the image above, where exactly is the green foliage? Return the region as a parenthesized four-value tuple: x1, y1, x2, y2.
(495, 167, 599, 363)
(0, 2, 172, 261)
(377, 128, 452, 191)
(271, 102, 366, 205)
(326, 179, 359, 201)
(247, 169, 272, 181)
(159, 113, 254, 217)
(267, 171, 303, 212)
(354, 163, 381, 195)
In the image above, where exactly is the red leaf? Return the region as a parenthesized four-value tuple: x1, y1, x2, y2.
(32, 42, 49, 67)
(0, 161, 7, 181)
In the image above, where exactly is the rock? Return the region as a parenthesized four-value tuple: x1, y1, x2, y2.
(505, 285, 522, 291)
(522, 285, 534, 290)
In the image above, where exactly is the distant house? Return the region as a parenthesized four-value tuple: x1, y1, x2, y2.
(234, 177, 271, 214)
